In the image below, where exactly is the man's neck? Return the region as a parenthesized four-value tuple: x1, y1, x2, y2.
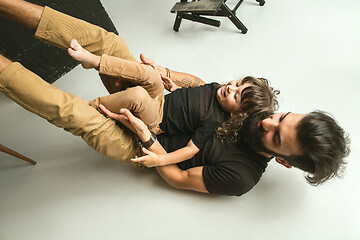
(258, 151, 273, 158)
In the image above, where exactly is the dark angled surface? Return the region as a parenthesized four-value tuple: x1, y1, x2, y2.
(171, 0, 223, 13)
(0, 0, 118, 83)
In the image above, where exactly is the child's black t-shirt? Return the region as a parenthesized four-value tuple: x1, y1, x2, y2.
(160, 83, 229, 149)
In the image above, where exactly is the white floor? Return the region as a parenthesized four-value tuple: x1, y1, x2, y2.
(1, 0, 360, 239)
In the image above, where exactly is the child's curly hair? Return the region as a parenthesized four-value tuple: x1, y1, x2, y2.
(216, 76, 279, 142)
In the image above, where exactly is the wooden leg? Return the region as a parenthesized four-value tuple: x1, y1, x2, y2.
(0, 144, 37, 165)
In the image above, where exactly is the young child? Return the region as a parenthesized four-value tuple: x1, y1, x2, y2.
(68, 39, 279, 168)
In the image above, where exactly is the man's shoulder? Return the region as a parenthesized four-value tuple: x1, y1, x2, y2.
(205, 136, 267, 164)
(202, 138, 269, 196)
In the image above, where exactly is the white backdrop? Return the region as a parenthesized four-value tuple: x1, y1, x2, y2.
(1, 0, 359, 239)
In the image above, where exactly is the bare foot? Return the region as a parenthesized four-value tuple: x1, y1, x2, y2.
(67, 39, 100, 69)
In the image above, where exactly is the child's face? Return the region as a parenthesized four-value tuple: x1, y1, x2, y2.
(216, 80, 252, 115)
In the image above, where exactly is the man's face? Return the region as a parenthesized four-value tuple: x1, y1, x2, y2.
(259, 112, 306, 157)
(240, 112, 306, 159)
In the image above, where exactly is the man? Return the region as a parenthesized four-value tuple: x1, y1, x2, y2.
(0, 0, 350, 196)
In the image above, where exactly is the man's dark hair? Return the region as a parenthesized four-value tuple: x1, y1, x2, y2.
(287, 111, 350, 185)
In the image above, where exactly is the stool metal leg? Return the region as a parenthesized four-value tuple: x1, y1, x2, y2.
(173, 13, 183, 32)
(220, 4, 248, 33)
(256, 0, 265, 6)
(181, 13, 221, 27)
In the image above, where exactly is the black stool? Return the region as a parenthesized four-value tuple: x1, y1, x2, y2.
(171, 0, 265, 33)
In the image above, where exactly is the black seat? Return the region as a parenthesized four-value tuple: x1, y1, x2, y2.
(170, 0, 265, 33)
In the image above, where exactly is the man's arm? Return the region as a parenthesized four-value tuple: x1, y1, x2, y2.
(156, 164, 208, 193)
(159, 67, 205, 88)
(99, 105, 209, 193)
(140, 54, 206, 88)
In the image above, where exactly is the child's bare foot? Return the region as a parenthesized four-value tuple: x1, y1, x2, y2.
(68, 39, 100, 69)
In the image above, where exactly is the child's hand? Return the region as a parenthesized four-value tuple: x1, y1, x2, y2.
(161, 74, 180, 92)
(131, 147, 162, 168)
(99, 105, 151, 142)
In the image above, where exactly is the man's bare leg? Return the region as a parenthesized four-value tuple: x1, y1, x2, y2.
(0, 54, 12, 73)
(0, 0, 42, 32)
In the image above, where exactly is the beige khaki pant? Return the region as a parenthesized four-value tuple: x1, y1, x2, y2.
(37, 6, 164, 133)
(89, 54, 164, 133)
(0, 7, 144, 163)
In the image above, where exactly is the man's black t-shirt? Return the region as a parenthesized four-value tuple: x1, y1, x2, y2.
(159, 83, 229, 149)
(158, 134, 270, 196)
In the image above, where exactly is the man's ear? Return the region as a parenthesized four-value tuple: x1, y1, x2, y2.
(275, 157, 292, 169)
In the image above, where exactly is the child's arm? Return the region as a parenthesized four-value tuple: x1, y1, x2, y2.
(131, 140, 199, 167)
(101, 106, 208, 193)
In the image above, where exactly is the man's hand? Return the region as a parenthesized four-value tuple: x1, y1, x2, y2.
(139, 53, 158, 71)
(161, 74, 181, 92)
(99, 104, 150, 142)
